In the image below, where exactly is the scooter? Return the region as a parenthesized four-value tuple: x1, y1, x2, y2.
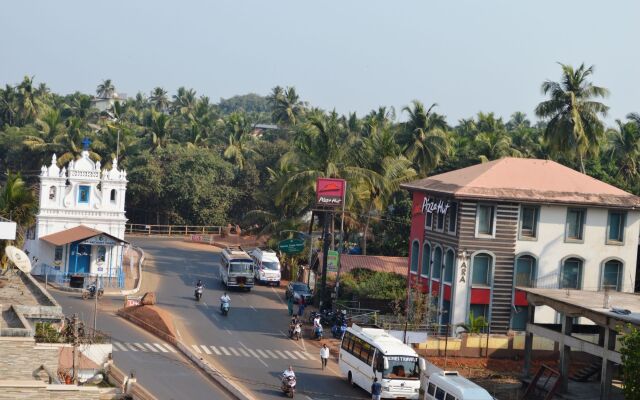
(289, 323, 302, 341)
(195, 286, 203, 301)
(82, 283, 104, 300)
(332, 322, 347, 339)
(314, 325, 323, 340)
(281, 375, 296, 398)
(221, 301, 230, 316)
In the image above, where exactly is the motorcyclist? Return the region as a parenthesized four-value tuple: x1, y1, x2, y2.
(282, 365, 295, 380)
(220, 292, 231, 311)
(196, 279, 204, 289)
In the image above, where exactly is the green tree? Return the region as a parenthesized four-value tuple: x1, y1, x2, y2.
(96, 79, 116, 98)
(268, 86, 306, 126)
(0, 173, 37, 259)
(150, 87, 169, 112)
(223, 113, 255, 170)
(400, 101, 449, 176)
(605, 118, 640, 188)
(619, 324, 640, 400)
(535, 63, 609, 173)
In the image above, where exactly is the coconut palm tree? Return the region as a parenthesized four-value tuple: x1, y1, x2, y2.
(142, 110, 172, 151)
(223, 113, 255, 169)
(150, 87, 169, 112)
(606, 119, 640, 187)
(270, 86, 306, 126)
(16, 76, 39, 125)
(535, 63, 609, 173)
(0, 172, 37, 250)
(96, 79, 116, 99)
(400, 101, 449, 176)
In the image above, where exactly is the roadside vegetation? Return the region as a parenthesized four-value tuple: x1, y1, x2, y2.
(1, 63, 639, 257)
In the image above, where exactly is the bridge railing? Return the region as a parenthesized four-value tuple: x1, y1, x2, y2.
(125, 224, 223, 236)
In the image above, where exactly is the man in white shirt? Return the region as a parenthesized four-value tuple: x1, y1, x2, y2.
(320, 344, 330, 370)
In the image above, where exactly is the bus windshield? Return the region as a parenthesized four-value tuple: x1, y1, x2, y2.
(383, 356, 420, 380)
(229, 262, 253, 273)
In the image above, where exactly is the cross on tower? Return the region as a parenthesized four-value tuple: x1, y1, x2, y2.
(81, 137, 91, 151)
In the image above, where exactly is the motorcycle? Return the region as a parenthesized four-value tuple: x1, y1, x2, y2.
(195, 286, 203, 301)
(314, 324, 323, 340)
(289, 323, 302, 341)
(82, 283, 104, 300)
(332, 321, 347, 339)
(281, 375, 296, 398)
(221, 301, 230, 316)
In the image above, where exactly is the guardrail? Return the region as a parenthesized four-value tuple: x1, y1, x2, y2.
(125, 224, 224, 236)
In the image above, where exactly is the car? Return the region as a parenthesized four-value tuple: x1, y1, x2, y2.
(285, 282, 313, 304)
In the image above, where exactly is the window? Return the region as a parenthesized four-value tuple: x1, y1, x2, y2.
(444, 249, 454, 283)
(607, 210, 626, 243)
(110, 189, 117, 203)
(54, 246, 63, 262)
(565, 208, 586, 241)
(78, 185, 90, 204)
(436, 212, 445, 231)
(447, 203, 458, 234)
(472, 253, 492, 286)
(425, 212, 433, 230)
(421, 243, 431, 277)
(427, 382, 436, 396)
(519, 206, 539, 239)
(561, 258, 583, 289)
(602, 260, 622, 291)
(445, 393, 456, 400)
(435, 388, 446, 400)
(511, 306, 527, 331)
(515, 255, 536, 287)
(49, 186, 56, 200)
(432, 247, 442, 280)
(476, 204, 495, 236)
(97, 246, 106, 263)
(410, 241, 419, 273)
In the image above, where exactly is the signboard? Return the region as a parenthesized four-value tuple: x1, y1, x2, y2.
(327, 250, 339, 272)
(316, 178, 346, 208)
(0, 220, 16, 240)
(278, 238, 305, 254)
(124, 295, 142, 308)
(81, 234, 118, 246)
(421, 197, 450, 215)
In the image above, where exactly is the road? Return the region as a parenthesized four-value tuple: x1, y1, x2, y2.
(128, 236, 368, 400)
(50, 271, 234, 399)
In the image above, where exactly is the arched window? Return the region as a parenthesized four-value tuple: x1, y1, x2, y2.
(110, 189, 117, 203)
(97, 246, 106, 263)
(472, 253, 492, 286)
(515, 255, 536, 287)
(432, 247, 442, 280)
(410, 241, 419, 273)
(421, 243, 431, 277)
(602, 260, 623, 291)
(444, 249, 455, 282)
(49, 186, 56, 200)
(560, 258, 583, 289)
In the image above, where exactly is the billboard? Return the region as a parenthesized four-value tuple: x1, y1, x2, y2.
(316, 178, 346, 208)
(0, 221, 16, 240)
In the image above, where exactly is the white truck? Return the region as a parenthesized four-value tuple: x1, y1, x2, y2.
(220, 246, 255, 290)
(249, 248, 282, 286)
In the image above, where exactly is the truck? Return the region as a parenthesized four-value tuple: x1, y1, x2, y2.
(249, 248, 282, 286)
(220, 246, 254, 290)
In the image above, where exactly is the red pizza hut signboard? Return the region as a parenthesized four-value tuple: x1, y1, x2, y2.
(316, 178, 346, 208)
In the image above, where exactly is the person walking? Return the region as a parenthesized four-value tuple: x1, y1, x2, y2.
(287, 295, 294, 316)
(371, 377, 382, 400)
(320, 344, 330, 370)
(297, 297, 306, 317)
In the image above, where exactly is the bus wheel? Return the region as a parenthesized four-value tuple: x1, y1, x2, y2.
(347, 371, 353, 386)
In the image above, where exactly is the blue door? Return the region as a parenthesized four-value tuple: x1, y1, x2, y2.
(69, 243, 91, 274)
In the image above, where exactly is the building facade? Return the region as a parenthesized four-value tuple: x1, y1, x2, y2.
(25, 148, 128, 287)
(402, 158, 640, 334)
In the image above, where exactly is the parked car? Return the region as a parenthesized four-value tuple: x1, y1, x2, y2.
(285, 282, 313, 304)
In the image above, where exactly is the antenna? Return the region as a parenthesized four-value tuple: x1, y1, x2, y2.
(5, 246, 32, 274)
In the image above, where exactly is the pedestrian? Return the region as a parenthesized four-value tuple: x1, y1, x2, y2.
(371, 377, 382, 400)
(297, 297, 306, 317)
(287, 295, 294, 316)
(320, 344, 329, 370)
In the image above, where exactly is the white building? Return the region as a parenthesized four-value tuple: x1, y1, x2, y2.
(26, 146, 128, 288)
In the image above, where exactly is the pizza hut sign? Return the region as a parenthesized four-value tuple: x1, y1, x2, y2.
(421, 197, 450, 215)
(316, 178, 346, 208)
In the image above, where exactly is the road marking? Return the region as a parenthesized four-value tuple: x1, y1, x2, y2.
(125, 343, 138, 352)
(271, 286, 286, 305)
(210, 346, 222, 355)
(219, 346, 231, 356)
(113, 342, 127, 351)
(228, 347, 241, 356)
(256, 349, 269, 358)
(238, 348, 250, 357)
(192, 344, 202, 354)
(134, 343, 147, 352)
(225, 328, 232, 335)
(275, 350, 288, 359)
(249, 305, 257, 312)
(200, 345, 212, 355)
(163, 343, 177, 353)
(239, 342, 268, 367)
(294, 351, 309, 360)
(154, 343, 169, 353)
(284, 350, 298, 359)
(210, 312, 220, 322)
(144, 343, 159, 352)
(176, 328, 183, 340)
(265, 350, 278, 358)
(305, 396, 314, 400)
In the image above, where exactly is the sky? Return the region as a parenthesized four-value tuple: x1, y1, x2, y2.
(1, 0, 638, 125)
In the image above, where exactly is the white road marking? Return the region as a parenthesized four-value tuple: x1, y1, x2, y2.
(125, 343, 138, 352)
(163, 343, 177, 353)
(294, 351, 309, 360)
(153, 343, 169, 353)
(219, 346, 231, 356)
(284, 350, 298, 359)
(239, 342, 268, 367)
(200, 345, 212, 355)
(265, 350, 278, 358)
(228, 347, 241, 356)
(210, 346, 222, 355)
(271, 286, 286, 305)
(144, 343, 159, 352)
(113, 342, 127, 351)
(192, 344, 202, 354)
(225, 328, 232, 335)
(250, 305, 257, 312)
(275, 350, 288, 359)
(256, 349, 269, 358)
(176, 328, 183, 340)
(210, 312, 220, 322)
(134, 343, 148, 352)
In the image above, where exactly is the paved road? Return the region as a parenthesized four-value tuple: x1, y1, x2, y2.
(50, 276, 234, 399)
(129, 236, 368, 400)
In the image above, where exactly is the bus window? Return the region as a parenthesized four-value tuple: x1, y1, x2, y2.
(427, 382, 436, 395)
(352, 337, 363, 358)
(435, 387, 446, 400)
(383, 356, 420, 379)
(445, 393, 456, 400)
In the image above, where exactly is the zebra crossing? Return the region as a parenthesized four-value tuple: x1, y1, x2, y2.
(112, 341, 177, 353)
(190, 344, 313, 361)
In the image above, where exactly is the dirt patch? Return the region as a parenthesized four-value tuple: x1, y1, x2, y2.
(118, 305, 177, 340)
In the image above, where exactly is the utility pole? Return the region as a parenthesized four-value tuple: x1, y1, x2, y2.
(93, 282, 98, 333)
(334, 190, 347, 304)
(319, 212, 330, 310)
(72, 313, 79, 384)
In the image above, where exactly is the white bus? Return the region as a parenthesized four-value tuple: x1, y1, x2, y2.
(339, 325, 426, 399)
(220, 246, 254, 290)
(423, 370, 493, 400)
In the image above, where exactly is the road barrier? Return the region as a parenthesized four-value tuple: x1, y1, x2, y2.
(126, 224, 223, 236)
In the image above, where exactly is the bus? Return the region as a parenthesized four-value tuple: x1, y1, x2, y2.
(220, 246, 254, 290)
(423, 369, 493, 400)
(339, 325, 426, 399)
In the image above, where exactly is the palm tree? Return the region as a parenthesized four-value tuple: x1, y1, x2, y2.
(16, 76, 39, 125)
(270, 86, 306, 126)
(535, 63, 609, 173)
(55, 117, 101, 165)
(150, 87, 169, 112)
(0, 172, 37, 251)
(223, 113, 255, 169)
(400, 101, 449, 176)
(143, 110, 172, 151)
(606, 118, 640, 187)
(96, 79, 116, 99)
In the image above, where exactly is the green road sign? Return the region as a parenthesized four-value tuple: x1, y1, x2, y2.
(327, 250, 339, 272)
(278, 238, 305, 254)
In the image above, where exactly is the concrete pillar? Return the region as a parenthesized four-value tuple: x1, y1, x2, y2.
(523, 304, 535, 377)
(559, 314, 573, 393)
(600, 328, 617, 400)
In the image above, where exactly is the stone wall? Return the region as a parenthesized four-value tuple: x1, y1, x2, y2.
(0, 382, 114, 399)
(0, 337, 59, 380)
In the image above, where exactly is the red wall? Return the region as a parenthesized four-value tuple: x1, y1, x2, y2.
(407, 191, 426, 277)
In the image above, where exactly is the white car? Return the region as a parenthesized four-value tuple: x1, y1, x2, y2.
(250, 248, 281, 286)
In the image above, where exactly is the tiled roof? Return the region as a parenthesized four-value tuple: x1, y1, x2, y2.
(401, 157, 640, 208)
(317, 253, 407, 276)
